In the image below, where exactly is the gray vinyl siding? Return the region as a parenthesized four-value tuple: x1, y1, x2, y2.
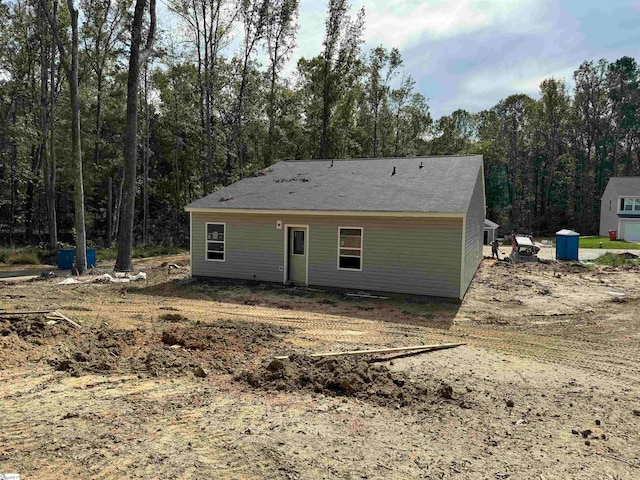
(191, 212, 464, 298)
(461, 169, 485, 298)
(599, 184, 619, 237)
(309, 217, 462, 298)
(192, 212, 284, 283)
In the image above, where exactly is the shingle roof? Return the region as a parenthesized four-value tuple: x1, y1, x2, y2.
(606, 177, 640, 197)
(186, 156, 483, 214)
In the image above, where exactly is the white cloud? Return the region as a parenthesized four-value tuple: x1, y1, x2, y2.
(359, 0, 549, 49)
(444, 58, 576, 114)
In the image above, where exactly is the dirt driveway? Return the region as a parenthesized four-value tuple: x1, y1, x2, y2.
(1, 258, 639, 479)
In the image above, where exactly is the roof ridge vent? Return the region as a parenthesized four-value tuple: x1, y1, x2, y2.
(391, 166, 396, 176)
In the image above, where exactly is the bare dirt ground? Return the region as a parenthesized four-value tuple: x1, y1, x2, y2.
(1, 256, 640, 479)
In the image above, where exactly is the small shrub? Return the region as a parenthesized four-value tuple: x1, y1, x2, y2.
(96, 247, 118, 262)
(594, 253, 629, 267)
(8, 252, 40, 265)
(95, 245, 185, 262)
(132, 245, 185, 258)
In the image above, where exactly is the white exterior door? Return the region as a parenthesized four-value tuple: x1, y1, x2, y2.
(623, 221, 640, 242)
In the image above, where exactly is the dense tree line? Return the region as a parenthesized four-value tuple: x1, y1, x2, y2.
(0, 0, 638, 257)
(430, 58, 640, 236)
(0, 0, 430, 252)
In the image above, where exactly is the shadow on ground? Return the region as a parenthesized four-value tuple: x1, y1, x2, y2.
(133, 277, 459, 330)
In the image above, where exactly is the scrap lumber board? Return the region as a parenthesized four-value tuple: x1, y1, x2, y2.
(52, 311, 82, 329)
(274, 342, 465, 360)
(0, 310, 53, 316)
(0, 309, 81, 329)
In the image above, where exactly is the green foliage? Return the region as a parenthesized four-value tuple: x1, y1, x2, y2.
(0, 247, 46, 265)
(593, 252, 639, 267)
(7, 252, 41, 265)
(96, 245, 186, 262)
(0, 0, 638, 247)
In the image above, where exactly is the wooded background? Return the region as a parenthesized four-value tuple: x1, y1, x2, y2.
(1, 0, 639, 250)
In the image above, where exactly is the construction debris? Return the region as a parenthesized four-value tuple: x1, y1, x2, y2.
(58, 272, 147, 285)
(50, 311, 82, 329)
(345, 293, 389, 299)
(0, 309, 53, 316)
(0, 309, 81, 329)
(274, 343, 464, 360)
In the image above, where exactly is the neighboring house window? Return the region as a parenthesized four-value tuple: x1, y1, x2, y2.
(621, 198, 640, 212)
(206, 223, 225, 261)
(338, 227, 362, 270)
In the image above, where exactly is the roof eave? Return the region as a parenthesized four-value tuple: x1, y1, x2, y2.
(184, 207, 465, 218)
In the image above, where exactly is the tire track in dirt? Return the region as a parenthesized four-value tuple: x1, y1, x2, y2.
(440, 325, 640, 386)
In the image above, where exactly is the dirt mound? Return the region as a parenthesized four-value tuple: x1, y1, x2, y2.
(143, 348, 200, 377)
(159, 313, 189, 322)
(161, 322, 288, 351)
(0, 315, 73, 340)
(2, 315, 292, 378)
(237, 354, 454, 407)
(1, 315, 76, 366)
(49, 328, 144, 377)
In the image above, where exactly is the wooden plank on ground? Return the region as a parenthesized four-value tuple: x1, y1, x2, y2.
(274, 342, 465, 360)
(0, 310, 53, 316)
(52, 311, 82, 329)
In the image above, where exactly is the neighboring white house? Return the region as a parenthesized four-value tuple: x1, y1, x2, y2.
(599, 177, 640, 241)
(483, 219, 499, 245)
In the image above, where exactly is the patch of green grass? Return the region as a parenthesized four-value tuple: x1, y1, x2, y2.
(7, 251, 40, 265)
(0, 247, 51, 265)
(95, 247, 118, 262)
(132, 245, 186, 258)
(593, 252, 638, 267)
(578, 237, 640, 250)
(96, 245, 186, 262)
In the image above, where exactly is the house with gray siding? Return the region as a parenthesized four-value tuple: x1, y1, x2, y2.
(185, 156, 485, 300)
(599, 177, 640, 242)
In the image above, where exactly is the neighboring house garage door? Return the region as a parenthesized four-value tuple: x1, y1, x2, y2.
(623, 221, 640, 242)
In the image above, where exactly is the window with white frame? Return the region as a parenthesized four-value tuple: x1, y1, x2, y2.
(338, 227, 362, 270)
(621, 198, 640, 212)
(206, 223, 225, 261)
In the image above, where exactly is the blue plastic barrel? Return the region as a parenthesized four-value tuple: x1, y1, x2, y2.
(57, 249, 97, 269)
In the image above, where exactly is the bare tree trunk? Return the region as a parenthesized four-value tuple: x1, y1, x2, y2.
(46, 5, 57, 250)
(142, 61, 149, 246)
(68, 2, 87, 273)
(107, 176, 112, 246)
(9, 106, 17, 245)
(40, 0, 85, 271)
(114, 170, 124, 241)
(40, 1, 57, 250)
(320, 66, 330, 159)
(115, 0, 156, 271)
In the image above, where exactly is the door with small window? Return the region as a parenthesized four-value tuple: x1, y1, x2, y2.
(288, 227, 307, 285)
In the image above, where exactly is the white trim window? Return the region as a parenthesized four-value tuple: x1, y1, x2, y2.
(206, 222, 225, 261)
(338, 227, 363, 270)
(620, 198, 640, 212)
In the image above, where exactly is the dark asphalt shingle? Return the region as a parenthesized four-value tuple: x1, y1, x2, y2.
(186, 156, 483, 213)
(606, 177, 640, 197)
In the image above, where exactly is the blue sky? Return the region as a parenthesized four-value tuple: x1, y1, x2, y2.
(290, 0, 640, 119)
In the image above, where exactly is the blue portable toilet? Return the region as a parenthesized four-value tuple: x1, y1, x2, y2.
(555, 229, 579, 261)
